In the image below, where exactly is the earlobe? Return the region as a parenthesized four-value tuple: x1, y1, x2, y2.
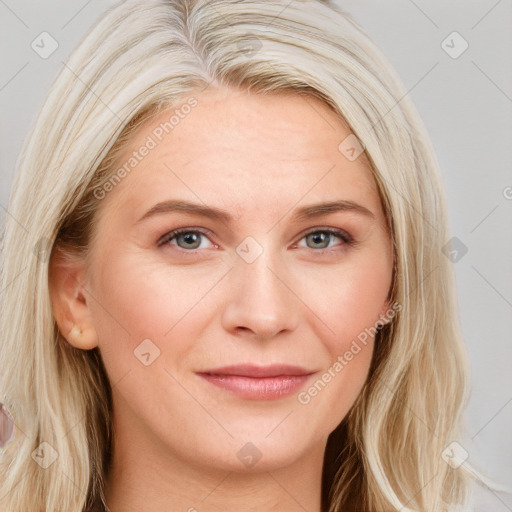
(66, 323, 98, 351)
(49, 246, 99, 350)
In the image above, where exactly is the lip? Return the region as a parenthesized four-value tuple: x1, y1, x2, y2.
(196, 364, 317, 400)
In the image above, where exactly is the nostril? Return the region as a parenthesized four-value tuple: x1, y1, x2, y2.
(236, 326, 253, 335)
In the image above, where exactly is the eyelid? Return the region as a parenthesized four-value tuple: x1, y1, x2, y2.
(158, 225, 355, 255)
(298, 226, 353, 244)
(157, 227, 216, 248)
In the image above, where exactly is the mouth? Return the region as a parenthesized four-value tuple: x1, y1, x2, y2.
(196, 364, 317, 400)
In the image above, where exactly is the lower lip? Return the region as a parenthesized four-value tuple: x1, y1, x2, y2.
(198, 373, 313, 400)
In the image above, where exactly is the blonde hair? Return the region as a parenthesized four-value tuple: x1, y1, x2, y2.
(0, 0, 484, 510)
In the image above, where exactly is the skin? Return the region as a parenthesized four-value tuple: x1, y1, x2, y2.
(50, 85, 393, 512)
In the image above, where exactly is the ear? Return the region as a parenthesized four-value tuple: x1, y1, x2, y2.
(48, 246, 99, 350)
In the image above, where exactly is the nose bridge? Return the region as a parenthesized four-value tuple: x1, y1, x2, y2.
(221, 240, 299, 338)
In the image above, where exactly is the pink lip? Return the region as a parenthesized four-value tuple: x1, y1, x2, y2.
(197, 364, 317, 400)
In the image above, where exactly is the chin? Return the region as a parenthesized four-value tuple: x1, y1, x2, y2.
(176, 432, 313, 474)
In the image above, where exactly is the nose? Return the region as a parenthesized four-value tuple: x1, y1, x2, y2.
(221, 249, 300, 340)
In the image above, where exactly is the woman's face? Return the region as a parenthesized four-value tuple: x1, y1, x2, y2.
(81, 86, 393, 472)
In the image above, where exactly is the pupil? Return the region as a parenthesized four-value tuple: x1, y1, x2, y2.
(311, 232, 328, 248)
(181, 233, 199, 248)
(176, 232, 332, 250)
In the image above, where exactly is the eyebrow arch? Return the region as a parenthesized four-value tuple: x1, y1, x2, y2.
(293, 200, 375, 221)
(137, 198, 375, 224)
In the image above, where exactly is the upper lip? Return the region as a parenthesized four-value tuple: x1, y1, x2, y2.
(198, 364, 316, 378)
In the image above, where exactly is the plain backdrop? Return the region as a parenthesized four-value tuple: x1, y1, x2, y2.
(1, 0, 511, 509)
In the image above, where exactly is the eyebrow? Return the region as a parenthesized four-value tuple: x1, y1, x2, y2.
(137, 198, 375, 224)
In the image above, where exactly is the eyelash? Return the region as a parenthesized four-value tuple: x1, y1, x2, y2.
(157, 227, 355, 254)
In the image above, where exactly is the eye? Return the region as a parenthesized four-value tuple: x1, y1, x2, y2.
(157, 228, 215, 250)
(157, 226, 354, 253)
(297, 228, 353, 251)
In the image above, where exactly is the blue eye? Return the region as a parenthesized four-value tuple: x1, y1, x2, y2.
(157, 227, 353, 252)
(158, 228, 214, 250)
(298, 228, 353, 250)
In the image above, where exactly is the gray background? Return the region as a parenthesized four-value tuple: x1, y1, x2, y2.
(1, 0, 511, 508)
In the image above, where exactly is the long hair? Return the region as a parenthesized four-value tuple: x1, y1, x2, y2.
(0, 0, 480, 510)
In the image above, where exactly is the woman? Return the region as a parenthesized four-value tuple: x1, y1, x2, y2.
(0, 0, 491, 510)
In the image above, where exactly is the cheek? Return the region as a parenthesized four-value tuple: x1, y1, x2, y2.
(302, 252, 391, 350)
(86, 251, 224, 371)
(294, 251, 391, 413)
(297, 282, 382, 430)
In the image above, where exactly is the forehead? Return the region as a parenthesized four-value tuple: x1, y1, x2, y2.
(95, 86, 381, 226)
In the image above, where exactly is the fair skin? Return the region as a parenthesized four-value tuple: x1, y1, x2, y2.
(50, 86, 393, 512)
